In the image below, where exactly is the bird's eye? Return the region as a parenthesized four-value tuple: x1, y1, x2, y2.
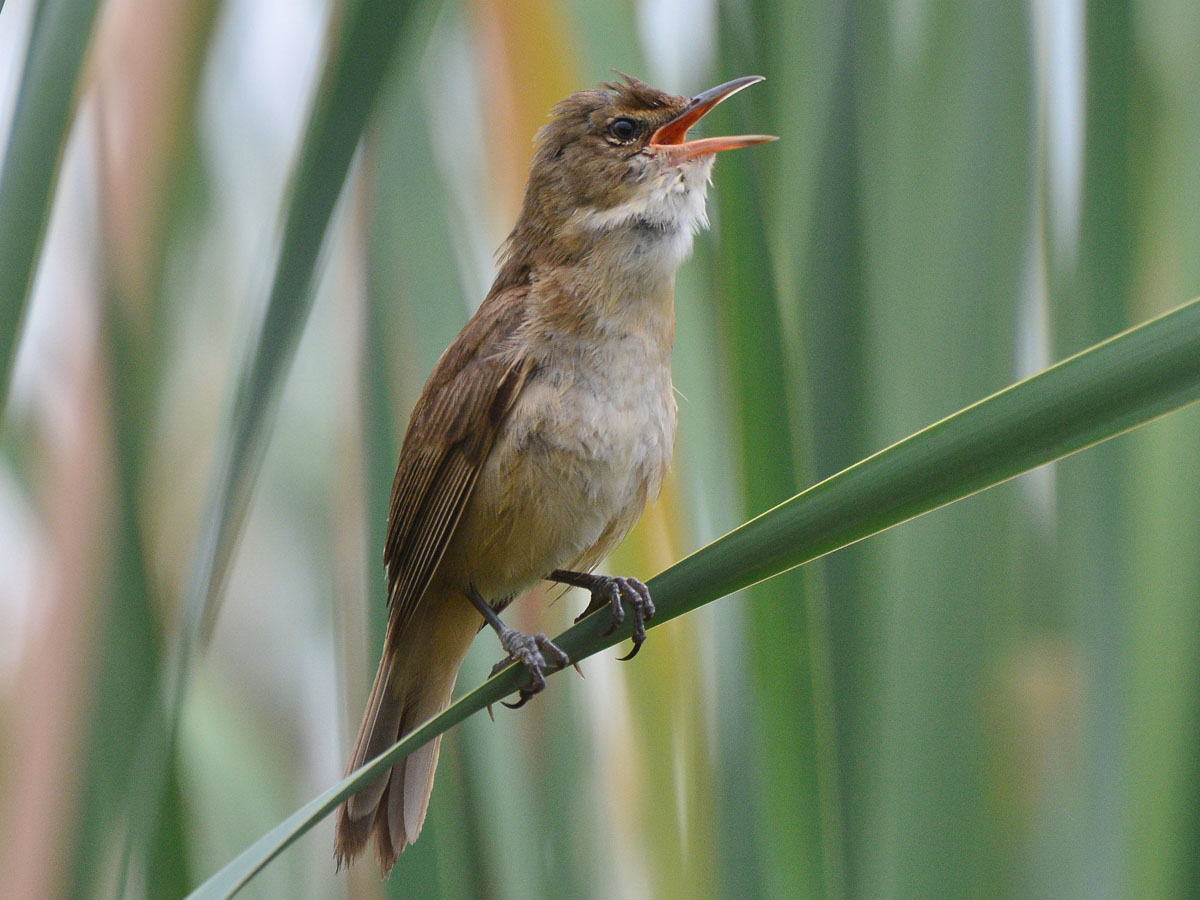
(606, 117, 638, 143)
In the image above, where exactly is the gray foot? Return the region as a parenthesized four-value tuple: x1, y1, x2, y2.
(490, 628, 570, 709)
(572, 575, 655, 661)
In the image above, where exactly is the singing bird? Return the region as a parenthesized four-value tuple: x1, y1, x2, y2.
(335, 73, 775, 872)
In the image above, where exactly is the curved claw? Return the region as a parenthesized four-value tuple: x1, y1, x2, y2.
(614, 576, 653, 661)
(566, 573, 656, 660)
(616, 606, 647, 661)
(502, 692, 533, 710)
(490, 628, 568, 711)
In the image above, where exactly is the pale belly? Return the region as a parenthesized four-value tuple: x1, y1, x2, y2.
(437, 337, 677, 604)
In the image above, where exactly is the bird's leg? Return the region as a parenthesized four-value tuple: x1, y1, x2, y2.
(547, 570, 655, 661)
(466, 586, 570, 710)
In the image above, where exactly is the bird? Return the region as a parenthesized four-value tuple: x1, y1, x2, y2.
(335, 72, 775, 874)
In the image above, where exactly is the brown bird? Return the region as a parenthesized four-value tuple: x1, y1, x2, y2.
(335, 73, 775, 873)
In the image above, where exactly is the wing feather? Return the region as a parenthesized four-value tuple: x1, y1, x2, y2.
(382, 294, 533, 640)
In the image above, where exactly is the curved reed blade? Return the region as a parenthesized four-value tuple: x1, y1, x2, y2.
(186, 295, 1200, 898)
(0, 0, 101, 421)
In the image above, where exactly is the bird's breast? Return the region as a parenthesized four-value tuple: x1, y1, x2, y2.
(448, 323, 677, 600)
(525, 330, 677, 495)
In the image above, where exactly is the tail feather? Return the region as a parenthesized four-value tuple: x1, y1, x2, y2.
(398, 724, 443, 840)
(343, 650, 402, 822)
(335, 647, 399, 869)
(372, 781, 397, 871)
(335, 596, 476, 874)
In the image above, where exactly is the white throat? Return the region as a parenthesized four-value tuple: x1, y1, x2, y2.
(568, 154, 715, 293)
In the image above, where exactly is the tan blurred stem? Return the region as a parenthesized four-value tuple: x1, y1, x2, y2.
(472, 0, 578, 225)
(94, 0, 218, 311)
(605, 472, 722, 897)
(0, 250, 112, 900)
(90, 0, 219, 893)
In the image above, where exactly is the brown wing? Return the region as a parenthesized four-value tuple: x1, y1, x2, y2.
(382, 291, 532, 639)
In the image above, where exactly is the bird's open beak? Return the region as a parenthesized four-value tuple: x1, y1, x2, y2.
(650, 75, 778, 159)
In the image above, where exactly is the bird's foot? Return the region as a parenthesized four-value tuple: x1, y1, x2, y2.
(489, 627, 570, 710)
(570, 574, 655, 661)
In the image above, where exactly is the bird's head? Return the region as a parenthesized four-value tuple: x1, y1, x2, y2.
(497, 74, 775, 285)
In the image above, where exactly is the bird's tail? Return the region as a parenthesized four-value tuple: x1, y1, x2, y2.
(334, 596, 476, 874)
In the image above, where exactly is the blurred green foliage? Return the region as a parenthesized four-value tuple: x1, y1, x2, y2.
(1, 0, 1199, 898)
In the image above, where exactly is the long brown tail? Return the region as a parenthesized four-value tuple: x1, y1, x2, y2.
(335, 597, 476, 874)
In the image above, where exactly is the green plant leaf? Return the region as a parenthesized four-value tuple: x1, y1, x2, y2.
(0, 0, 101, 420)
(186, 295, 1200, 898)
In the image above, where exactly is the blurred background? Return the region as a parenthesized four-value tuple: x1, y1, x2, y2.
(2, 0, 1199, 897)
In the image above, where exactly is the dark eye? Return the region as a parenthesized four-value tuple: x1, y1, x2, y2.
(607, 117, 638, 143)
